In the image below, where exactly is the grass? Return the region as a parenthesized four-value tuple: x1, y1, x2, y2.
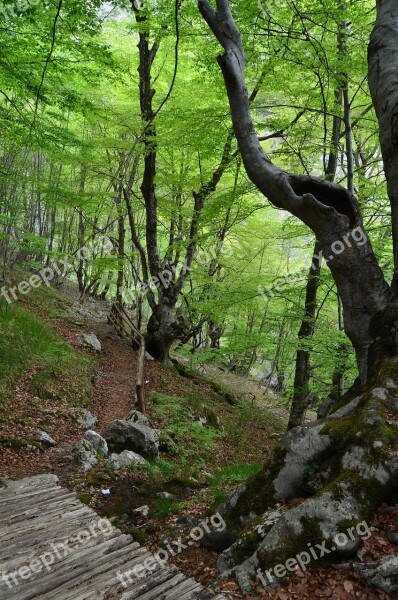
(0, 287, 95, 416)
(209, 463, 262, 506)
(150, 392, 220, 470)
(155, 498, 184, 519)
(142, 391, 283, 514)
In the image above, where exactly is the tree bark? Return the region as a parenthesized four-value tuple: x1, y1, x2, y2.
(368, 0, 398, 293)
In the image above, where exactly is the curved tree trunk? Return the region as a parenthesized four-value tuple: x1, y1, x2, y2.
(198, 0, 394, 383)
(198, 0, 398, 594)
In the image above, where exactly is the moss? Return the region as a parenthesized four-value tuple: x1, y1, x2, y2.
(228, 449, 287, 524)
(255, 516, 324, 573)
(78, 493, 91, 505)
(323, 470, 384, 518)
(127, 528, 148, 544)
(232, 514, 273, 565)
(86, 470, 116, 485)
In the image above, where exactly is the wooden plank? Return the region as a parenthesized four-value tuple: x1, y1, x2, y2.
(1, 535, 140, 600)
(0, 475, 221, 600)
(35, 544, 149, 600)
(0, 474, 59, 494)
(0, 497, 84, 528)
(0, 505, 93, 541)
(0, 491, 79, 518)
(0, 520, 122, 567)
(0, 485, 66, 507)
(121, 572, 187, 600)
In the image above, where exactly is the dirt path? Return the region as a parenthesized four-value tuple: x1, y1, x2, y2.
(89, 320, 137, 429)
(57, 280, 137, 429)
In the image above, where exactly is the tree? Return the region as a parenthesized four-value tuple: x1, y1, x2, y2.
(198, 0, 398, 590)
(198, 0, 393, 385)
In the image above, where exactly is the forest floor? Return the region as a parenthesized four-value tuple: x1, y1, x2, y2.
(0, 279, 396, 599)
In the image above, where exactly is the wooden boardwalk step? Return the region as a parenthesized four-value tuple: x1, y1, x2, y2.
(0, 475, 224, 600)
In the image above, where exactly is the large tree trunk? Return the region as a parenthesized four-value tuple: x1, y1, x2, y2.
(198, 0, 398, 593)
(368, 0, 398, 294)
(198, 0, 394, 383)
(145, 290, 187, 362)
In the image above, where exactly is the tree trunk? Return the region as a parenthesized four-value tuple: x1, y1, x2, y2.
(288, 241, 321, 429)
(368, 0, 398, 293)
(115, 190, 125, 305)
(145, 292, 186, 362)
(199, 0, 394, 384)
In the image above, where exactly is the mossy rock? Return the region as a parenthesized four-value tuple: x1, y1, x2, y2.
(209, 365, 398, 591)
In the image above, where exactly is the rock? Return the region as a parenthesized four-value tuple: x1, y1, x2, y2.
(157, 491, 174, 500)
(363, 555, 398, 596)
(202, 530, 237, 553)
(125, 410, 151, 427)
(133, 505, 149, 517)
(327, 396, 363, 419)
(36, 430, 56, 448)
(102, 419, 159, 458)
(384, 378, 398, 389)
(273, 422, 331, 499)
(72, 408, 97, 430)
(79, 333, 102, 353)
(387, 530, 398, 545)
(106, 450, 147, 470)
(145, 351, 155, 361)
(72, 440, 98, 473)
(84, 431, 108, 457)
(232, 491, 362, 591)
(342, 446, 389, 484)
(196, 405, 221, 429)
(218, 547, 234, 573)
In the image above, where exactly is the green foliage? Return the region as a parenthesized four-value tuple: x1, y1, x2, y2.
(155, 498, 184, 520)
(150, 392, 219, 467)
(209, 463, 262, 507)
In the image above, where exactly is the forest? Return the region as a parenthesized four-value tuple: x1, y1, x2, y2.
(1, 0, 398, 598)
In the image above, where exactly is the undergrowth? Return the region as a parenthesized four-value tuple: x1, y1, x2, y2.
(0, 288, 95, 418)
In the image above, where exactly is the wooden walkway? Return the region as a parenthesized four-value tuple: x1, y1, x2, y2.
(0, 475, 224, 600)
